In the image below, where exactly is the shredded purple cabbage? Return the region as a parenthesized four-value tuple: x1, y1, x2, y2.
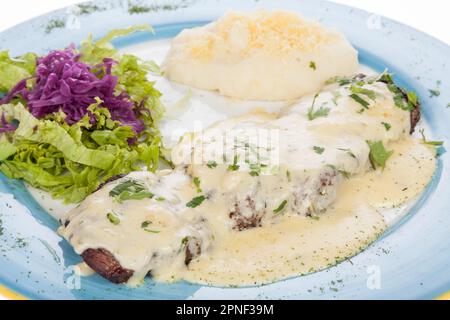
(0, 45, 144, 135)
(0, 113, 16, 133)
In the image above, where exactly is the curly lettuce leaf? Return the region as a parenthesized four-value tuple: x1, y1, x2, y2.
(79, 24, 153, 65)
(0, 51, 37, 92)
(1, 103, 115, 170)
(114, 54, 164, 122)
(0, 138, 17, 161)
(0, 26, 165, 203)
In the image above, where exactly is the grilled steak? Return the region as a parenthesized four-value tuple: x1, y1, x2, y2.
(82, 248, 134, 284)
(63, 75, 420, 283)
(83, 236, 204, 283)
(410, 99, 421, 133)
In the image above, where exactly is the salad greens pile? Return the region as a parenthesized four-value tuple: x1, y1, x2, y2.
(0, 25, 166, 203)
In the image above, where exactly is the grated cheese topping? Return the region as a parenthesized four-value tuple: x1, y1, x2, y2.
(188, 10, 341, 59)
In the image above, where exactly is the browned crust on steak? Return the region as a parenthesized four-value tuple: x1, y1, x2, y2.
(184, 238, 202, 266)
(82, 248, 134, 284)
(410, 101, 421, 134)
(229, 196, 264, 231)
(375, 73, 421, 133)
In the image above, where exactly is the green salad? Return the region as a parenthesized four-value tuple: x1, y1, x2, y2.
(0, 25, 167, 203)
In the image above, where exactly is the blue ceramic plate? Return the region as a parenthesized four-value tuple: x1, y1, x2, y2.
(0, 0, 449, 300)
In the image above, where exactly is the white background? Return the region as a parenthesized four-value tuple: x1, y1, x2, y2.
(0, 0, 448, 300)
(0, 0, 449, 44)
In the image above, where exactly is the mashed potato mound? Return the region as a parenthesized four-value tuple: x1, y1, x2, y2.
(163, 10, 359, 101)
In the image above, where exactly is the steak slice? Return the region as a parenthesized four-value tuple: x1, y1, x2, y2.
(229, 196, 265, 231)
(376, 73, 421, 133)
(82, 239, 206, 283)
(82, 248, 134, 284)
(410, 101, 421, 133)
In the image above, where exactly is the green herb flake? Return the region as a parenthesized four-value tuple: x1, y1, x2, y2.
(107, 212, 120, 225)
(366, 140, 394, 169)
(273, 200, 288, 214)
(313, 146, 325, 155)
(141, 221, 151, 228)
(349, 93, 370, 109)
(379, 74, 418, 111)
(350, 85, 376, 100)
(381, 122, 392, 131)
(429, 89, 441, 98)
(45, 19, 66, 34)
(141, 220, 160, 233)
(286, 170, 292, 182)
(309, 61, 317, 70)
(186, 195, 206, 208)
(206, 160, 217, 169)
(420, 129, 444, 146)
(128, 4, 152, 14)
(181, 236, 189, 246)
(193, 177, 202, 193)
(249, 163, 263, 177)
(227, 155, 240, 171)
(407, 91, 418, 105)
(109, 180, 154, 203)
(307, 94, 330, 120)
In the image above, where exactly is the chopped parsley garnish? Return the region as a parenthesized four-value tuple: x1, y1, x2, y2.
(392, 91, 415, 111)
(193, 177, 202, 193)
(141, 221, 151, 228)
(286, 170, 292, 182)
(327, 72, 419, 112)
(107, 212, 120, 225)
(181, 236, 189, 247)
(387, 86, 417, 111)
(407, 91, 418, 105)
(349, 93, 370, 109)
(381, 122, 392, 131)
(227, 155, 240, 171)
(206, 160, 218, 168)
(367, 140, 393, 169)
(350, 85, 376, 100)
(378, 72, 418, 111)
(420, 129, 444, 146)
(326, 76, 352, 86)
(307, 94, 330, 120)
(313, 146, 325, 154)
(249, 163, 267, 177)
(309, 61, 317, 70)
(186, 195, 206, 208)
(141, 220, 160, 233)
(155, 196, 165, 201)
(273, 200, 288, 214)
(109, 180, 154, 203)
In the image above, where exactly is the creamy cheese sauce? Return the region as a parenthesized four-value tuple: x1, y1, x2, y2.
(177, 139, 435, 287)
(56, 71, 436, 286)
